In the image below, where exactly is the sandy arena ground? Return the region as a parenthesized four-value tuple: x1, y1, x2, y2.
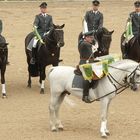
(0, 1, 140, 140)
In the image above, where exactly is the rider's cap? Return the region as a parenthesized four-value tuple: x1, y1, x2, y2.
(134, 1, 140, 7)
(92, 0, 100, 6)
(39, 2, 47, 8)
(83, 31, 94, 37)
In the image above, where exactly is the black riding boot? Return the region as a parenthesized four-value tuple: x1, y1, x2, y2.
(30, 48, 36, 64)
(82, 80, 91, 103)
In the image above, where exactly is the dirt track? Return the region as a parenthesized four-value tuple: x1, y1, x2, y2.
(0, 1, 140, 140)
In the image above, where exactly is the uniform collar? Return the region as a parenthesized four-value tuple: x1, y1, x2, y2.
(41, 13, 47, 17)
(93, 10, 98, 14)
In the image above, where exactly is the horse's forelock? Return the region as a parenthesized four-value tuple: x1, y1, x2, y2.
(102, 27, 110, 34)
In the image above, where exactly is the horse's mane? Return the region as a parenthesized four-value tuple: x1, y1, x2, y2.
(110, 59, 138, 68)
(101, 27, 110, 34)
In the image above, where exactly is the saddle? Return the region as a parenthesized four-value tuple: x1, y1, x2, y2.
(72, 72, 99, 90)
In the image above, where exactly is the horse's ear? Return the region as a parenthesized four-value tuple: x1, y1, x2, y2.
(53, 24, 57, 29)
(60, 24, 65, 29)
(110, 30, 114, 34)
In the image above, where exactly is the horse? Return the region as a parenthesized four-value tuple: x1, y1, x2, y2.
(48, 59, 140, 138)
(121, 32, 140, 62)
(78, 27, 114, 57)
(25, 24, 65, 93)
(0, 35, 8, 98)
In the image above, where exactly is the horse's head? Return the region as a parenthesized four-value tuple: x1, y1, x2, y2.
(44, 24, 65, 48)
(0, 42, 8, 53)
(97, 27, 114, 54)
(128, 64, 140, 91)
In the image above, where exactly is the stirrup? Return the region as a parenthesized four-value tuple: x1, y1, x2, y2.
(30, 58, 35, 65)
(82, 96, 91, 103)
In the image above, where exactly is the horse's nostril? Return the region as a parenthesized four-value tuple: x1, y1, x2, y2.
(131, 86, 137, 91)
(60, 42, 64, 47)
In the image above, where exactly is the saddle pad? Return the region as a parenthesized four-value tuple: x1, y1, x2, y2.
(72, 75, 84, 90)
(72, 74, 99, 90)
(27, 38, 34, 51)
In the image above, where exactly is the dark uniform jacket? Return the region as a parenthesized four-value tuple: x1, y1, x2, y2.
(130, 11, 140, 35)
(85, 10, 103, 31)
(78, 40, 94, 65)
(33, 13, 53, 37)
(0, 19, 2, 34)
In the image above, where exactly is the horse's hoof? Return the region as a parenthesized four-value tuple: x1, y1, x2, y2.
(2, 94, 7, 99)
(27, 85, 31, 88)
(51, 127, 57, 132)
(105, 131, 110, 136)
(40, 89, 45, 94)
(58, 127, 64, 131)
(101, 133, 107, 139)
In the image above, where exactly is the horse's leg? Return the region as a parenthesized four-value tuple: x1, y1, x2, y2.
(1, 66, 7, 98)
(40, 67, 46, 94)
(55, 93, 66, 131)
(100, 98, 111, 138)
(49, 94, 59, 132)
(27, 66, 31, 88)
(49, 92, 65, 132)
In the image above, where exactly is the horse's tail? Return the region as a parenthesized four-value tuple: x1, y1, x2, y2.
(64, 96, 76, 107)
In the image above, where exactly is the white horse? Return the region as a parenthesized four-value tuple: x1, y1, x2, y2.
(48, 59, 140, 138)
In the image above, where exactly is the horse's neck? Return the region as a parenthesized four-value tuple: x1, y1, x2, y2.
(109, 61, 137, 84)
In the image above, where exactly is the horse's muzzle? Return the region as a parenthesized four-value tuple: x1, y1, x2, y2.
(131, 84, 138, 91)
(57, 42, 65, 47)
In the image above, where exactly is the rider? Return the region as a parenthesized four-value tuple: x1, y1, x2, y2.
(30, 2, 53, 64)
(78, 31, 98, 103)
(122, 1, 140, 57)
(84, 0, 103, 33)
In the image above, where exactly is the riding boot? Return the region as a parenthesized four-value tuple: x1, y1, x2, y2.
(30, 48, 36, 64)
(82, 80, 91, 103)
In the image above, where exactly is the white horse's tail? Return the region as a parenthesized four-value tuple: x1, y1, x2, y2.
(48, 66, 76, 107)
(64, 96, 76, 107)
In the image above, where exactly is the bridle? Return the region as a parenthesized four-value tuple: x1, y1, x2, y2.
(108, 65, 140, 87)
(88, 64, 140, 103)
(100, 34, 111, 53)
(45, 29, 64, 48)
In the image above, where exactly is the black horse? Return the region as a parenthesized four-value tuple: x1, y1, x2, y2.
(121, 32, 140, 62)
(78, 27, 114, 57)
(0, 35, 8, 98)
(25, 24, 65, 93)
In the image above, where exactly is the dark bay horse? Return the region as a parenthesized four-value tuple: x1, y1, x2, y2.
(121, 32, 140, 62)
(78, 27, 114, 57)
(25, 24, 65, 93)
(0, 35, 8, 98)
